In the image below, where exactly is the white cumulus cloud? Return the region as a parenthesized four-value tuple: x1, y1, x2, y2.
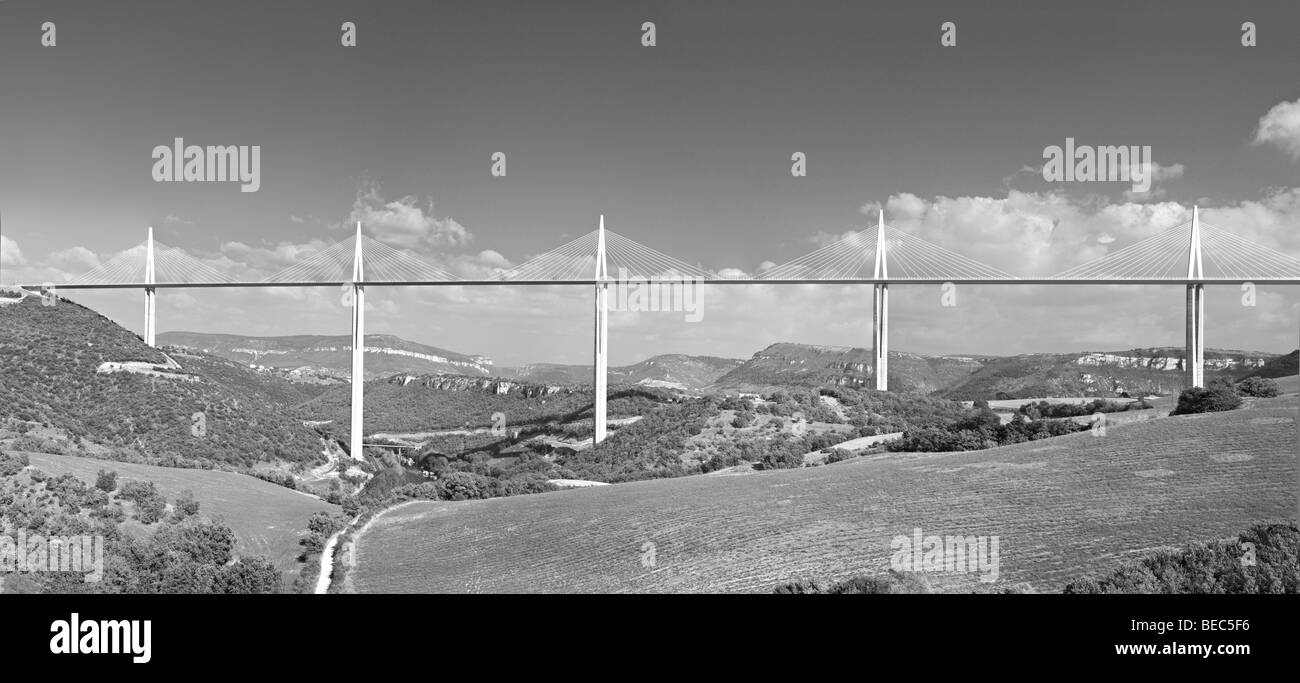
(1254, 96, 1300, 161)
(350, 184, 472, 249)
(0, 235, 25, 268)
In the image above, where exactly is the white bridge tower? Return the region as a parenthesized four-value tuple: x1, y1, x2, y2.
(350, 222, 366, 460)
(593, 215, 609, 444)
(872, 210, 889, 391)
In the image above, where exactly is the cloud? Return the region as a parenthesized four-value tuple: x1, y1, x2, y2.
(845, 188, 1300, 279)
(1001, 165, 1041, 189)
(714, 267, 753, 279)
(1123, 162, 1185, 202)
(1254, 96, 1300, 161)
(289, 214, 305, 224)
(474, 249, 510, 269)
(0, 235, 25, 267)
(218, 239, 334, 278)
(350, 184, 472, 249)
(47, 246, 101, 271)
(809, 229, 866, 249)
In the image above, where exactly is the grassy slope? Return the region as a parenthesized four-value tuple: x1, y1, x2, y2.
(0, 296, 326, 467)
(348, 392, 1297, 593)
(23, 452, 337, 574)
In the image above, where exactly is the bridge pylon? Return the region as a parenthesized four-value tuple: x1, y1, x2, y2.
(872, 210, 889, 391)
(144, 227, 156, 347)
(593, 215, 609, 444)
(1185, 206, 1205, 388)
(350, 222, 366, 461)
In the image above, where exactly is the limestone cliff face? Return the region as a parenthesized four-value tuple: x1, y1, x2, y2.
(388, 374, 575, 398)
(1074, 352, 1265, 371)
(157, 332, 494, 380)
(942, 348, 1278, 400)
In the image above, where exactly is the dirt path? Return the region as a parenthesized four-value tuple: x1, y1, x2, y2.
(313, 464, 372, 594)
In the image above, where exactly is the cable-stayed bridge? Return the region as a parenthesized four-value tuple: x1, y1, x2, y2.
(8, 207, 1300, 459)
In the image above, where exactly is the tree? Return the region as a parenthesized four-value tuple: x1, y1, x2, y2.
(95, 469, 118, 492)
(172, 490, 200, 520)
(0, 453, 28, 477)
(1237, 376, 1279, 398)
(214, 557, 282, 594)
(118, 480, 168, 524)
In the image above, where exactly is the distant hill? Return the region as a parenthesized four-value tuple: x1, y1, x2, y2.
(1240, 350, 1298, 380)
(504, 354, 743, 390)
(158, 331, 494, 381)
(0, 296, 327, 469)
(708, 343, 987, 394)
(939, 347, 1275, 400)
(299, 374, 682, 435)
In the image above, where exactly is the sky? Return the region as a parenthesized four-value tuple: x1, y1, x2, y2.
(2, 0, 1300, 366)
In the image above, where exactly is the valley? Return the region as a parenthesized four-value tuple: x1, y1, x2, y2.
(3, 293, 1295, 595)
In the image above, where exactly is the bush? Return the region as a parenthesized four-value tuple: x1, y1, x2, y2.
(172, 490, 200, 519)
(1170, 380, 1242, 416)
(775, 570, 934, 594)
(1237, 376, 1279, 398)
(341, 496, 362, 516)
(95, 469, 118, 492)
(756, 449, 803, 470)
(212, 556, 282, 594)
(110, 519, 282, 594)
(118, 479, 168, 524)
(824, 448, 855, 464)
(0, 452, 29, 477)
(436, 471, 492, 501)
(300, 511, 346, 556)
(1064, 522, 1298, 594)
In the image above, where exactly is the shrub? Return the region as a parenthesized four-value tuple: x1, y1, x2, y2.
(1064, 522, 1299, 594)
(0, 452, 29, 477)
(212, 556, 282, 594)
(774, 570, 934, 594)
(824, 448, 855, 464)
(1237, 376, 1279, 398)
(757, 449, 803, 470)
(299, 511, 346, 556)
(341, 496, 361, 516)
(118, 479, 168, 524)
(95, 469, 118, 492)
(436, 471, 492, 501)
(1170, 380, 1242, 415)
(172, 490, 200, 519)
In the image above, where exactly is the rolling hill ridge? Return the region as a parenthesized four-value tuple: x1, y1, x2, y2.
(939, 347, 1275, 400)
(504, 354, 743, 390)
(709, 343, 989, 394)
(1, 297, 328, 469)
(158, 331, 494, 380)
